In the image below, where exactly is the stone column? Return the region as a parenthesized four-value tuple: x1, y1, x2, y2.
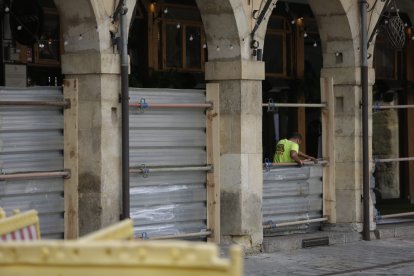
(206, 60, 264, 251)
(321, 67, 375, 231)
(62, 53, 122, 236)
(55, 0, 136, 237)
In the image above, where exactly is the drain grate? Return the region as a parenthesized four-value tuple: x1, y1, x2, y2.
(302, 237, 329, 248)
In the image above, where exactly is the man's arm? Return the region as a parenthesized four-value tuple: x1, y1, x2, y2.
(298, 151, 318, 163)
(290, 150, 304, 165)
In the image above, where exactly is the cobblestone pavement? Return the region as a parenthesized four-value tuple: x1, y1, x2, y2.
(244, 235, 414, 275)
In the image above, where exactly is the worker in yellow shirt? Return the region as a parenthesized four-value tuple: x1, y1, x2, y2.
(273, 132, 317, 166)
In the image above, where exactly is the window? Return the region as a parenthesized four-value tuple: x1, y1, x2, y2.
(159, 4, 205, 72)
(163, 22, 203, 70)
(264, 16, 293, 77)
(374, 36, 403, 80)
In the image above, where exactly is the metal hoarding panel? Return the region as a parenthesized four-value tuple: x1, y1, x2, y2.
(0, 87, 64, 238)
(263, 166, 323, 235)
(129, 88, 207, 239)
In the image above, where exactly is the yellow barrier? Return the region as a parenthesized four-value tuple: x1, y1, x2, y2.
(0, 210, 40, 241)
(0, 208, 6, 219)
(0, 240, 243, 276)
(78, 219, 134, 241)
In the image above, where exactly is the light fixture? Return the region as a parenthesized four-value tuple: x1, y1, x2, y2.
(78, 34, 83, 40)
(4, 6, 9, 12)
(313, 41, 317, 47)
(189, 35, 193, 41)
(150, 1, 156, 13)
(17, 25, 22, 31)
(296, 17, 304, 27)
(203, 43, 207, 49)
(216, 45, 220, 51)
(304, 32, 308, 38)
(229, 44, 234, 50)
(176, 23, 181, 29)
(151, 1, 168, 24)
(64, 40, 68, 46)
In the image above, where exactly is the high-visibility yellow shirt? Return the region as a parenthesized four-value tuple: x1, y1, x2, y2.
(273, 139, 299, 163)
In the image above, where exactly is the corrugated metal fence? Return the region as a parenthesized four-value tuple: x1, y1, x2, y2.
(0, 87, 64, 239)
(263, 166, 323, 235)
(129, 88, 208, 239)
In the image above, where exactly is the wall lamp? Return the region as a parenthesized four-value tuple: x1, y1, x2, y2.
(150, 0, 168, 23)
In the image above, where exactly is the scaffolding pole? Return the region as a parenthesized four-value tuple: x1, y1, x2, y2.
(263, 217, 328, 229)
(373, 104, 414, 110)
(263, 160, 329, 168)
(130, 165, 213, 174)
(378, 212, 414, 219)
(130, 103, 213, 109)
(262, 103, 326, 108)
(0, 100, 70, 108)
(140, 231, 212, 240)
(374, 157, 414, 163)
(0, 171, 70, 180)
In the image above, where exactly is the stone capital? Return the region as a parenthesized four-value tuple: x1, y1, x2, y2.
(205, 60, 265, 81)
(61, 52, 123, 75)
(321, 67, 376, 86)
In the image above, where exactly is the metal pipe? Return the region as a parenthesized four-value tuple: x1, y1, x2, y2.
(129, 103, 213, 108)
(0, 171, 70, 180)
(378, 212, 414, 219)
(262, 103, 326, 108)
(361, 0, 370, 241)
(130, 165, 212, 174)
(263, 160, 329, 167)
(144, 231, 212, 240)
(375, 157, 414, 163)
(373, 105, 414, 109)
(0, 100, 70, 108)
(263, 217, 328, 229)
(120, 1, 130, 220)
(251, 0, 273, 38)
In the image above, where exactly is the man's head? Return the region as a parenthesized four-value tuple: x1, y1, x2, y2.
(288, 132, 302, 145)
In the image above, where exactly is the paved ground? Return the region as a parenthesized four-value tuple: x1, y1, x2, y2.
(244, 234, 414, 275)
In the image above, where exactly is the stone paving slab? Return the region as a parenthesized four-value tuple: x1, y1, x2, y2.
(245, 235, 414, 275)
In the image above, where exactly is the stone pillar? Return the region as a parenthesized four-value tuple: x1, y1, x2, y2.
(321, 67, 375, 231)
(55, 0, 136, 237)
(62, 53, 122, 236)
(206, 60, 264, 251)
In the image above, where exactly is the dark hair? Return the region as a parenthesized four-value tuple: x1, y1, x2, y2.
(288, 132, 302, 140)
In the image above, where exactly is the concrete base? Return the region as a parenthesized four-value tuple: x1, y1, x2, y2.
(372, 221, 414, 240)
(261, 222, 414, 253)
(262, 231, 361, 253)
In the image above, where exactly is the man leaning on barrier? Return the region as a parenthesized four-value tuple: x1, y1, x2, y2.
(273, 132, 317, 166)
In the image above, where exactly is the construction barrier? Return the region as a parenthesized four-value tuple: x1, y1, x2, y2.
(0, 240, 242, 276)
(0, 209, 40, 241)
(78, 219, 134, 241)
